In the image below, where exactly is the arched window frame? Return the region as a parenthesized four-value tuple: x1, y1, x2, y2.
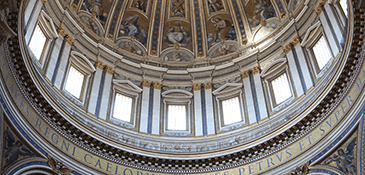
(109, 80, 142, 129)
(302, 22, 334, 79)
(261, 58, 295, 112)
(162, 89, 193, 136)
(62, 52, 95, 105)
(333, 0, 348, 28)
(212, 83, 247, 132)
(28, 11, 58, 69)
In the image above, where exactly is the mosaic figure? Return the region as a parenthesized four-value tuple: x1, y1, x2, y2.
(324, 138, 357, 174)
(207, 17, 236, 47)
(208, 0, 224, 13)
(165, 23, 191, 46)
(214, 44, 236, 57)
(121, 41, 143, 55)
(133, 0, 148, 13)
(244, 0, 276, 31)
(172, 0, 185, 17)
(119, 15, 148, 45)
(83, 0, 112, 26)
(164, 52, 190, 62)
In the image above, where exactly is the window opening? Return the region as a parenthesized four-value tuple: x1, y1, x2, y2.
(272, 73, 292, 104)
(64, 66, 85, 98)
(313, 36, 332, 70)
(222, 97, 242, 125)
(167, 105, 187, 130)
(112, 93, 133, 122)
(28, 24, 47, 60)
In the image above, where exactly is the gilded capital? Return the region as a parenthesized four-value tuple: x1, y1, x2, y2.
(105, 66, 115, 75)
(283, 44, 292, 54)
(65, 36, 75, 45)
(203, 82, 213, 89)
(153, 82, 163, 90)
(57, 27, 67, 38)
(142, 79, 152, 88)
(193, 83, 201, 91)
(251, 66, 261, 75)
(95, 61, 105, 70)
(292, 36, 302, 46)
(240, 71, 250, 79)
(41, 0, 47, 4)
(315, 0, 326, 15)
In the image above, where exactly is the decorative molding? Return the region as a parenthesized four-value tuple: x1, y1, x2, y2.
(47, 154, 73, 175)
(284, 161, 310, 175)
(41, 0, 47, 4)
(57, 26, 67, 38)
(315, 0, 327, 15)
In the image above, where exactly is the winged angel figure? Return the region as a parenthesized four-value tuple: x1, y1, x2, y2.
(4, 127, 33, 166)
(324, 137, 357, 174)
(47, 154, 73, 175)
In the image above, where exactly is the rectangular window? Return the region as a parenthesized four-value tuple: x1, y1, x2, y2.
(272, 73, 292, 104)
(64, 66, 85, 98)
(222, 97, 242, 125)
(112, 93, 133, 122)
(313, 36, 332, 70)
(28, 24, 47, 60)
(339, 0, 348, 18)
(167, 105, 187, 130)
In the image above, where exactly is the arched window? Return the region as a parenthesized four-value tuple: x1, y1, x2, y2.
(271, 73, 292, 104)
(112, 93, 133, 122)
(167, 105, 187, 130)
(64, 65, 85, 98)
(312, 36, 333, 70)
(222, 97, 242, 125)
(28, 24, 47, 60)
(339, 0, 348, 18)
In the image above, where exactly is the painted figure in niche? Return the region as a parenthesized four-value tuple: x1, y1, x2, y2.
(164, 52, 190, 62)
(120, 41, 143, 55)
(245, 0, 276, 31)
(133, 0, 148, 13)
(80, 16, 101, 35)
(324, 137, 357, 174)
(172, 0, 185, 17)
(207, 17, 236, 47)
(214, 44, 236, 57)
(165, 23, 191, 45)
(119, 15, 148, 45)
(208, 0, 224, 13)
(82, 0, 112, 26)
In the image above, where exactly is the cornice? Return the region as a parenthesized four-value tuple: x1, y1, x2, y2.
(2, 0, 363, 174)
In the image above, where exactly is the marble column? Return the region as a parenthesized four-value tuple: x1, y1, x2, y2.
(45, 27, 66, 82)
(53, 36, 74, 90)
(98, 66, 115, 120)
(203, 82, 215, 136)
(284, 44, 304, 97)
(139, 80, 151, 134)
(251, 67, 268, 121)
(87, 62, 105, 116)
(193, 84, 203, 136)
(294, 37, 313, 90)
(324, 2, 344, 45)
(151, 82, 162, 135)
(317, 4, 340, 55)
(241, 71, 257, 124)
(24, 0, 43, 44)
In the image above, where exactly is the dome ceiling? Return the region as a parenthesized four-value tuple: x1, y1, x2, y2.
(71, 0, 301, 65)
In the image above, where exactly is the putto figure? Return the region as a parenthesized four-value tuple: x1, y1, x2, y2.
(208, 0, 224, 13)
(324, 137, 357, 175)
